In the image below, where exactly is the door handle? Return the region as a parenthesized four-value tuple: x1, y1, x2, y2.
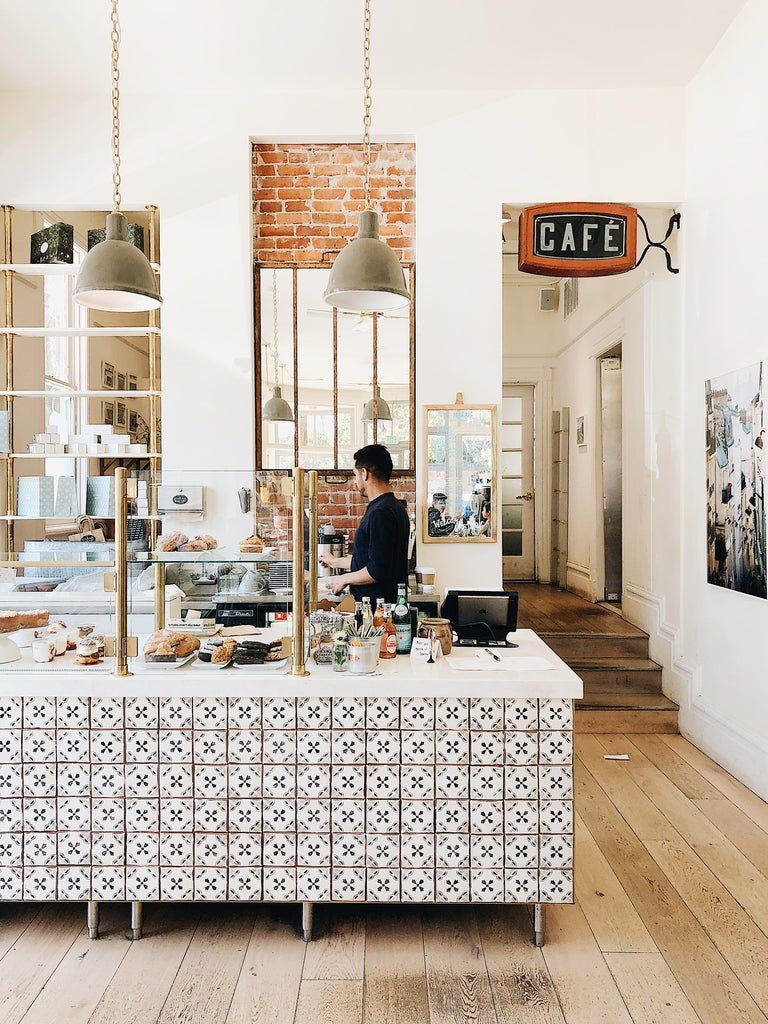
(516, 492, 534, 501)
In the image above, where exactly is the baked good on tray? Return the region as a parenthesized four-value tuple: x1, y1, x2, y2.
(145, 642, 177, 663)
(239, 535, 263, 553)
(18, 610, 50, 628)
(156, 532, 189, 552)
(143, 629, 200, 660)
(193, 535, 218, 550)
(75, 638, 102, 666)
(0, 611, 21, 632)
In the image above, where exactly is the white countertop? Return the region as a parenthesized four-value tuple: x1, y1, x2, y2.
(0, 629, 582, 699)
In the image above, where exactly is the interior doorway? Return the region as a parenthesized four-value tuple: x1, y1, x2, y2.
(599, 348, 623, 602)
(502, 384, 536, 580)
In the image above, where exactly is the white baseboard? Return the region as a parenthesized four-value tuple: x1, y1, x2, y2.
(566, 560, 594, 601)
(623, 582, 768, 802)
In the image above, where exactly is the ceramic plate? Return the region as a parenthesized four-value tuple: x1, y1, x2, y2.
(232, 657, 288, 671)
(134, 651, 198, 670)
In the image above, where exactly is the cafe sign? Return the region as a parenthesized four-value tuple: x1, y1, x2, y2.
(518, 202, 638, 277)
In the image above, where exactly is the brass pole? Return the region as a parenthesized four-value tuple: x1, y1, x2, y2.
(112, 467, 132, 677)
(146, 205, 163, 628)
(2, 206, 14, 557)
(307, 471, 318, 614)
(289, 466, 309, 676)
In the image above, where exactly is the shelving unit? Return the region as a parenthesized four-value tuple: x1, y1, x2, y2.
(0, 203, 162, 567)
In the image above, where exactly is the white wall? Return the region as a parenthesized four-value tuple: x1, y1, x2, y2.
(681, 0, 768, 797)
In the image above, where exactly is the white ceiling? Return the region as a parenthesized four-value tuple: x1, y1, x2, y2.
(0, 0, 748, 97)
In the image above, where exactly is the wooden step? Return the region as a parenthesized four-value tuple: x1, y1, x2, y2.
(575, 690, 679, 734)
(539, 632, 650, 659)
(568, 657, 663, 694)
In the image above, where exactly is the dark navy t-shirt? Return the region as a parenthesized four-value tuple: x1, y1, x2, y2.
(349, 491, 410, 604)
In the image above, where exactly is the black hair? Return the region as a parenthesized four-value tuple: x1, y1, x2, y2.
(482, 500, 491, 514)
(353, 443, 393, 483)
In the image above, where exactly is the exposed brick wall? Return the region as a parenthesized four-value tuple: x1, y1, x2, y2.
(256, 470, 415, 551)
(252, 142, 416, 265)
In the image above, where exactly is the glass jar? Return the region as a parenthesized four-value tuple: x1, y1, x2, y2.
(332, 639, 348, 672)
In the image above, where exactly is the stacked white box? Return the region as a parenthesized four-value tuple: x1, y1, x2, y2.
(54, 477, 78, 517)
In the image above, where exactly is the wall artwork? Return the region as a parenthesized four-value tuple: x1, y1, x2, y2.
(102, 361, 115, 389)
(576, 415, 586, 446)
(103, 401, 114, 426)
(706, 362, 766, 598)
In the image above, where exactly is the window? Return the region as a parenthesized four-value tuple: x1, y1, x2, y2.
(256, 265, 415, 472)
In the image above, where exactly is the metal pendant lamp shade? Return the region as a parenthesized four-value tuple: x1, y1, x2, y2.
(324, 210, 409, 312)
(263, 385, 294, 422)
(361, 385, 392, 422)
(73, 213, 162, 312)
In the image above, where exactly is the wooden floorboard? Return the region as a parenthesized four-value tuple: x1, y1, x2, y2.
(3, 734, 768, 1024)
(513, 584, 645, 637)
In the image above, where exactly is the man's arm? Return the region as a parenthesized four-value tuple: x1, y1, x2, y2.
(318, 553, 351, 571)
(327, 564, 375, 596)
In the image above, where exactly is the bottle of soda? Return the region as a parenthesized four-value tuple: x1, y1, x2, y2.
(361, 596, 373, 633)
(379, 605, 397, 659)
(373, 597, 385, 630)
(392, 583, 412, 653)
(354, 600, 363, 629)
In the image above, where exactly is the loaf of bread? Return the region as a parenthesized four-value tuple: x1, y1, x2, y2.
(0, 612, 21, 633)
(178, 540, 207, 552)
(239, 535, 263, 553)
(157, 532, 188, 552)
(18, 610, 50, 628)
(143, 629, 200, 659)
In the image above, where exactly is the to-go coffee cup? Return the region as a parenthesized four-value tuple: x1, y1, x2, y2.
(415, 567, 435, 594)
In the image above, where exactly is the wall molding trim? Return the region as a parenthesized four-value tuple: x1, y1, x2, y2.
(622, 581, 767, 802)
(566, 560, 594, 600)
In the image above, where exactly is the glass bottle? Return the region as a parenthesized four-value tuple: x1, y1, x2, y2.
(373, 597, 385, 630)
(354, 600, 363, 629)
(361, 596, 373, 633)
(392, 583, 412, 653)
(380, 606, 397, 659)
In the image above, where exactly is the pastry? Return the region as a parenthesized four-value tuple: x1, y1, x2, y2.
(91, 634, 106, 655)
(75, 638, 102, 665)
(145, 641, 177, 663)
(194, 535, 218, 550)
(77, 624, 95, 638)
(157, 532, 188, 552)
(18, 610, 50, 628)
(143, 629, 200, 659)
(211, 639, 237, 664)
(179, 540, 207, 551)
(239, 534, 263, 553)
(0, 611, 21, 633)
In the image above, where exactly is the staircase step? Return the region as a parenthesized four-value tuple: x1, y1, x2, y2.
(540, 632, 649, 659)
(569, 658, 663, 694)
(575, 690, 678, 734)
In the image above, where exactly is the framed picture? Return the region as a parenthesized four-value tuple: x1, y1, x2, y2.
(129, 409, 139, 438)
(116, 401, 126, 428)
(102, 361, 115, 389)
(103, 401, 114, 426)
(576, 415, 586, 446)
(128, 373, 138, 391)
(116, 372, 127, 392)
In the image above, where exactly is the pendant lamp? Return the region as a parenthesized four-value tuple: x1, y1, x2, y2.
(262, 271, 294, 423)
(323, 0, 409, 313)
(361, 385, 392, 422)
(73, 0, 162, 313)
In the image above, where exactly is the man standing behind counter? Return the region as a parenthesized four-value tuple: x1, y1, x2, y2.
(319, 444, 410, 604)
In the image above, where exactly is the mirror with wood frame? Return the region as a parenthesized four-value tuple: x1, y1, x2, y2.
(422, 397, 496, 543)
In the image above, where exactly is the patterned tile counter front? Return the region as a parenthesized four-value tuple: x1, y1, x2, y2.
(0, 631, 581, 941)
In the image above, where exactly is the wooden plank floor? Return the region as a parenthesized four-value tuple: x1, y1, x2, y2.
(512, 583, 645, 638)
(2, 734, 767, 1024)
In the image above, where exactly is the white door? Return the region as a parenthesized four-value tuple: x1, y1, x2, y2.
(501, 385, 535, 579)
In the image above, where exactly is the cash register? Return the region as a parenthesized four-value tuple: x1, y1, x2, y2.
(440, 590, 519, 647)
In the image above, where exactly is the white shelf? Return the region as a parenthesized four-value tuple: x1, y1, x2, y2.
(5, 452, 160, 459)
(0, 263, 161, 275)
(1, 390, 159, 398)
(0, 515, 160, 521)
(0, 327, 160, 337)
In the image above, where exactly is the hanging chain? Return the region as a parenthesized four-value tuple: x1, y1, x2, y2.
(110, 0, 122, 212)
(272, 269, 280, 385)
(362, 0, 372, 209)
